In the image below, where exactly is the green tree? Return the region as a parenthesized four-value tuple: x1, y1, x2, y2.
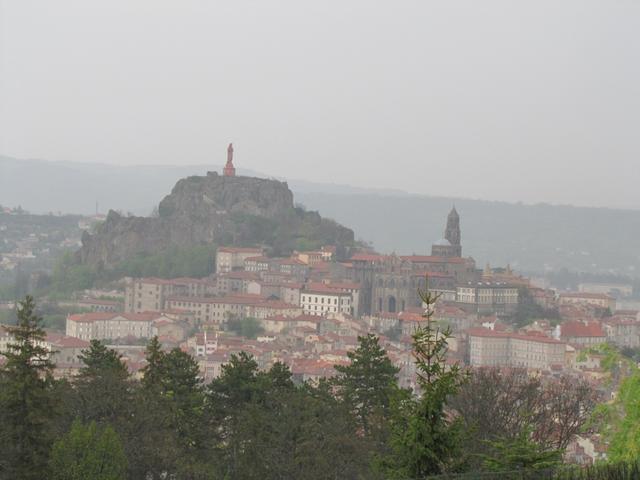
(227, 317, 264, 339)
(74, 340, 130, 424)
(482, 427, 562, 473)
(207, 353, 303, 478)
(157, 348, 204, 443)
(78, 340, 129, 381)
(0, 296, 56, 480)
(49, 420, 127, 480)
(334, 333, 399, 436)
(233, 382, 372, 480)
(383, 279, 466, 478)
(141, 335, 165, 391)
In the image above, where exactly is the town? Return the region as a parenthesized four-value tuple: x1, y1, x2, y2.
(1, 155, 633, 468)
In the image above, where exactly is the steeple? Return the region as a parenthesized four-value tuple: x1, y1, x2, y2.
(223, 143, 236, 177)
(444, 206, 461, 251)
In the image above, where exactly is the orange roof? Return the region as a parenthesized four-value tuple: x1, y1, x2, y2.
(467, 327, 565, 345)
(561, 321, 606, 338)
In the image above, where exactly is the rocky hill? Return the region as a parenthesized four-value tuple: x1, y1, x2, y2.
(76, 171, 355, 270)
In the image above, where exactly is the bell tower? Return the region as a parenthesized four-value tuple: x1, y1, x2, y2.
(223, 143, 236, 177)
(444, 206, 462, 256)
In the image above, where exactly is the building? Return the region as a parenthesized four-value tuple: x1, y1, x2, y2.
(66, 312, 172, 342)
(559, 293, 616, 312)
(467, 327, 566, 370)
(560, 321, 607, 346)
(215, 247, 264, 274)
(349, 208, 478, 316)
(603, 317, 640, 349)
(456, 282, 519, 314)
(125, 277, 215, 313)
(301, 283, 353, 316)
(216, 271, 260, 295)
(244, 256, 271, 272)
(165, 294, 265, 326)
(578, 282, 633, 298)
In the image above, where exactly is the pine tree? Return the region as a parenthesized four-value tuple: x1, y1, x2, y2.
(384, 277, 466, 478)
(141, 335, 165, 391)
(74, 340, 130, 424)
(78, 339, 129, 382)
(0, 296, 56, 479)
(334, 333, 399, 436)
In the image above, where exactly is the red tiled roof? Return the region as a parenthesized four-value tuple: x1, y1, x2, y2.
(561, 321, 606, 338)
(466, 327, 565, 345)
(45, 332, 91, 348)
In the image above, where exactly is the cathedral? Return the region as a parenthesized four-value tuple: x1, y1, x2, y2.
(351, 207, 477, 316)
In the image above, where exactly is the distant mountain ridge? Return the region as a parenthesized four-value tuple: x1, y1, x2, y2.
(2, 155, 640, 276)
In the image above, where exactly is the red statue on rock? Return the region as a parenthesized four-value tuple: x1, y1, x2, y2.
(223, 143, 236, 177)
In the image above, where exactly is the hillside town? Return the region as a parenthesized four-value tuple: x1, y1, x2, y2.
(1, 154, 636, 469)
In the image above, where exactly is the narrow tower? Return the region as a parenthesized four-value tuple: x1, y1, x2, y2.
(223, 143, 236, 177)
(444, 206, 462, 256)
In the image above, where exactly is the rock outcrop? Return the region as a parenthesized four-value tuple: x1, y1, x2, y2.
(77, 172, 355, 270)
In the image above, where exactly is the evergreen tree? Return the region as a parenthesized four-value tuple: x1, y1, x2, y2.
(383, 278, 466, 478)
(49, 420, 127, 480)
(158, 348, 204, 444)
(0, 296, 56, 480)
(206, 352, 262, 478)
(141, 335, 165, 391)
(482, 427, 563, 473)
(334, 333, 399, 436)
(74, 340, 130, 424)
(78, 339, 129, 381)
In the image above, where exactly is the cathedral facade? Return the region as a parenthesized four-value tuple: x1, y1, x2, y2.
(351, 207, 477, 316)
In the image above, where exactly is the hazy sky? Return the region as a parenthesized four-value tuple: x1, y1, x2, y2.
(1, 1, 639, 208)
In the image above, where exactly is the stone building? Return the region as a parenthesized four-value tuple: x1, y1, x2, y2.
(467, 327, 566, 370)
(125, 276, 215, 313)
(350, 208, 477, 316)
(431, 207, 462, 257)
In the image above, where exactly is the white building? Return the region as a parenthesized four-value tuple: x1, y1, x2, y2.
(301, 284, 353, 316)
(66, 312, 171, 342)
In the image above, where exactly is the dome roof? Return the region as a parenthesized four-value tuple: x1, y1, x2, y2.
(433, 238, 451, 246)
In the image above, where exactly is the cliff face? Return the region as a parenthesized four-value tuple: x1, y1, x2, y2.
(77, 172, 354, 269)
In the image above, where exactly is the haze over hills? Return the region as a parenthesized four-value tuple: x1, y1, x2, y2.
(2, 155, 640, 276)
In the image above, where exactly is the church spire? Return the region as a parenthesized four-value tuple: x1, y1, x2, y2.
(444, 206, 462, 256)
(223, 143, 236, 177)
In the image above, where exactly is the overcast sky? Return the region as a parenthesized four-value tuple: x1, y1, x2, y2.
(1, 1, 639, 208)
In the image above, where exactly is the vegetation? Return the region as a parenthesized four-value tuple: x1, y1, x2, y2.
(47, 244, 217, 296)
(510, 287, 561, 327)
(49, 420, 127, 480)
(0, 296, 57, 479)
(383, 283, 467, 478)
(0, 295, 607, 479)
(227, 316, 265, 339)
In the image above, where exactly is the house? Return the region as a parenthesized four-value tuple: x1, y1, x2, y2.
(560, 321, 607, 346)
